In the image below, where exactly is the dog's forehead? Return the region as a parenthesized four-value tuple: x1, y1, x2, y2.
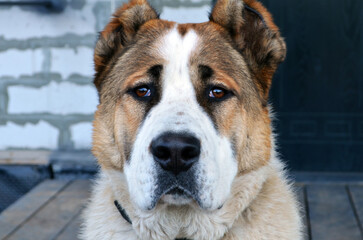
(138, 20, 233, 65)
(158, 25, 198, 62)
(148, 21, 248, 81)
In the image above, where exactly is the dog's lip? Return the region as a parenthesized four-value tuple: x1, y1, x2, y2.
(151, 186, 221, 211)
(165, 187, 188, 196)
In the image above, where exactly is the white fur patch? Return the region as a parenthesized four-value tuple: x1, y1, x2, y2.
(123, 26, 237, 211)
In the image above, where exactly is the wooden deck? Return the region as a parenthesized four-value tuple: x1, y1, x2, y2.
(0, 178, 363, 240)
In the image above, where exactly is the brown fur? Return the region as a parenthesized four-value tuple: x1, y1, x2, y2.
(210, 0, 286, 100)
(93, 0, 159, 92)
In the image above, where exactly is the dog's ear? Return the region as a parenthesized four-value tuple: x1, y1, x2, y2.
(210, 0, 286, 100)
(94, 0, 158, 92)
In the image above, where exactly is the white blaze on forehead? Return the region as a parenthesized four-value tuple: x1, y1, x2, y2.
(159, 26, 198, 100)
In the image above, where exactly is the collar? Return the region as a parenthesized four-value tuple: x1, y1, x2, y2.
(114, 200, 191, 240)
(114, 200, 132, 224)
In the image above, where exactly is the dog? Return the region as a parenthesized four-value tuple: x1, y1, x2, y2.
(81, 0, 302, 239)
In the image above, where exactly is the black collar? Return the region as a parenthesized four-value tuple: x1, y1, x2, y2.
(114, 200, 132, 224)
(114, 200, 190, 240)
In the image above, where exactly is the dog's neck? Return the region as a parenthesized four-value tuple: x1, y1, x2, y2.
(105, 165, 270, 240)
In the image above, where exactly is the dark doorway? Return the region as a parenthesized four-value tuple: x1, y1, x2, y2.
(261, 0, 363, 171)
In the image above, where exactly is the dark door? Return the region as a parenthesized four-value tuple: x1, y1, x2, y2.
(260, 0, 363, 171)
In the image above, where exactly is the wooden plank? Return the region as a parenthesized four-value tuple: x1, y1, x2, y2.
(348, 185, 363, 233)
(54, 211, 83, 240)
(293, 172, 363, 184)
(295, 184, 310, 240)
(307, 184, 361, 240)
(0, 180, 69, 239)
(6, 180, 91, 240)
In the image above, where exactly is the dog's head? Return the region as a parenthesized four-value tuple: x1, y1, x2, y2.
(92, 0, 285, 211)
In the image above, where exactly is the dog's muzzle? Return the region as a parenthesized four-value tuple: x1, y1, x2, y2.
(150, 132, 201, 206)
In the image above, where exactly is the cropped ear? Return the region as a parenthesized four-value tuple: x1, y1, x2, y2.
(94, 0, 158, 92)
(210, 0, 286, 100)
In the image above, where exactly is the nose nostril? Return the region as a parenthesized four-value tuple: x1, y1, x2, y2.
(153, 146, 170, 160)
(181, 146, 200, 160)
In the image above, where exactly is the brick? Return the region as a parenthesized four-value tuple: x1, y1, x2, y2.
(51, 47, 94, 79)
(70, 122, 93, 149)
(0, 121, 59, 149)
(8, 82, 98, 115)
(0, 49, 44, 78)
(0, 150, 50, 165)
(0, 4, 96, 40)
(161, 5, 210, 23)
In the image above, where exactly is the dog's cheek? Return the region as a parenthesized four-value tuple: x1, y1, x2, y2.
(236, 107, 272, 173)
(213, 101, 272, 175)
(114, 97, 148, 161)
(222, 104, 250, 173)
(92, 106, 124, 170)
(211, 100, 244, 165)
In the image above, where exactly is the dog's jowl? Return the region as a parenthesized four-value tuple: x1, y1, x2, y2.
(81, 0, 302, 239)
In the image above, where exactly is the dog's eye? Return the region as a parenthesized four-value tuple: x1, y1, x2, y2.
(209, 87, 227, 99)
(135, 86, 151, 98)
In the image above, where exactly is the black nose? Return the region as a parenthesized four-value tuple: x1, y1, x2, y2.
(151, 133, 200, 175)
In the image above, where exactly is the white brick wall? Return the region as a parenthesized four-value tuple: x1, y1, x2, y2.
(0, 49, 44, 78)
(8, 82, 98, 115)
(161, 5, 210, 23)
(1, 4, 96, 40)
(0, 121, 59, 149)
(51, 47, 94, 79)
(70, 122, 93, 149)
